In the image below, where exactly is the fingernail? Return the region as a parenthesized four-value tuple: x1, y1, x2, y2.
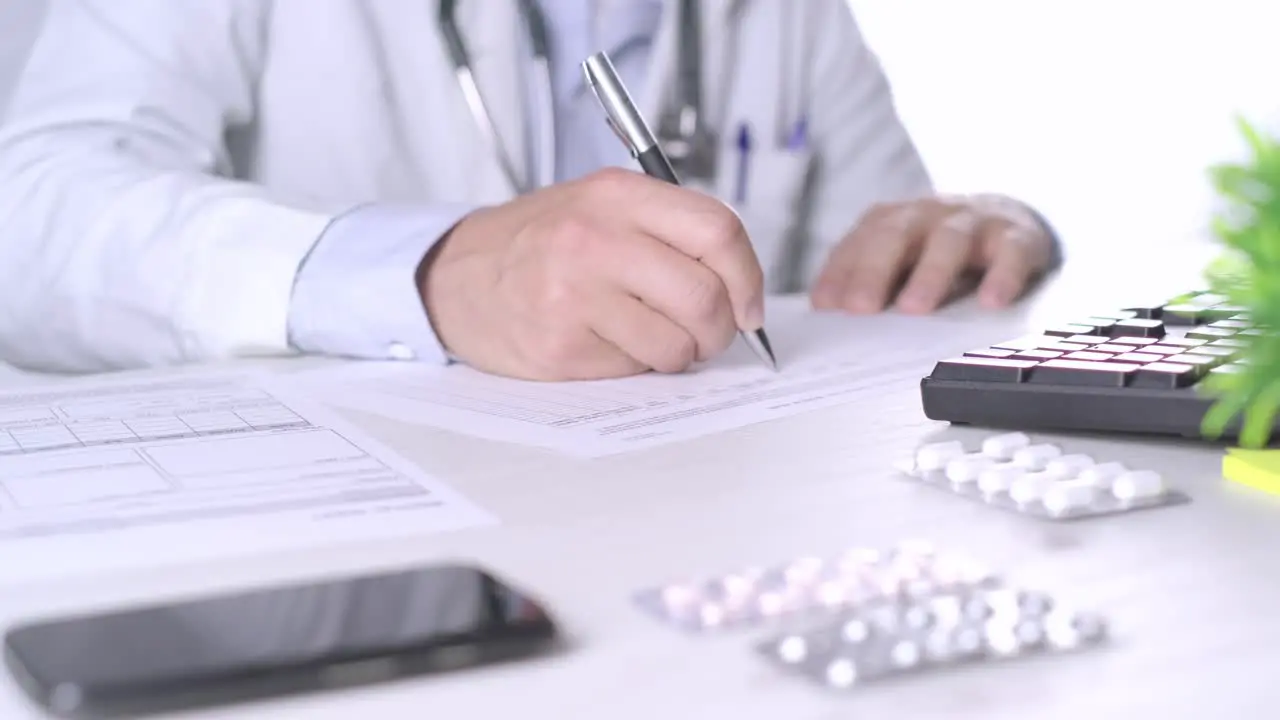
(980, 284, 1011, 307)
(745, 294, 765, 329)
(896, 293, 928, 314)
(849, 291, 879, 313)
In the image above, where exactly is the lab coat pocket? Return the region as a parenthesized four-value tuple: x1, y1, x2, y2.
(729, 148, 815, 293)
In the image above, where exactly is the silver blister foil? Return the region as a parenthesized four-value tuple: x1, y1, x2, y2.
(757, 586, 1107, 689)
(633, 542, 1002, 633)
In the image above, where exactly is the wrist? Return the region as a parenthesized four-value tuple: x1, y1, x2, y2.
(417, 207, 494, 360)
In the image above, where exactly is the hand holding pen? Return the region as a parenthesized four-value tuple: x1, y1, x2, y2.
(582, 51, 778, 371)
(416, 55, 772, 381)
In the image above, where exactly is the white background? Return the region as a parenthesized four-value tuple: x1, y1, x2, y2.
(847, 0, 1280, 253)
(5, 1, 1279, 245)
(1, 1, 1278, 277)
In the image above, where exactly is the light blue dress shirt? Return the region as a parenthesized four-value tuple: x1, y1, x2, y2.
(288, 0, 663, 365)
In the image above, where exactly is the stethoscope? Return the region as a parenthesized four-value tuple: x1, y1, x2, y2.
(437, 0, 722, 192)
(438, 0, 556, 193)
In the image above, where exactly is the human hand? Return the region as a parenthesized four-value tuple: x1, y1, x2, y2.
(420, 168, 765, 381)
(810, 194, 1055, 314)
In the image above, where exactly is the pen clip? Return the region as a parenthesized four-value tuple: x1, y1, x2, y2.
(582, 52, 660, 158)
(583, 65, 639, 157)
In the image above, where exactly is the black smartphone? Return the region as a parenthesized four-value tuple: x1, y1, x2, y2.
(3, 563, 560, 719)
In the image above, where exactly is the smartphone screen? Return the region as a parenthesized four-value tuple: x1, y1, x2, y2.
(3, 564, 558, 719)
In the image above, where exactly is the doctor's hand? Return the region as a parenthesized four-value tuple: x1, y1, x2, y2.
(420, 168, 766, 381)
(810, 194, 1055, 315)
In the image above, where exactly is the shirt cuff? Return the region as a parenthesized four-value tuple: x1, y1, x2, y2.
(288, 203, 477, 363)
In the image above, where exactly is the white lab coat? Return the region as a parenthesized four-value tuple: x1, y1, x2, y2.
(0, 0, 932, 373)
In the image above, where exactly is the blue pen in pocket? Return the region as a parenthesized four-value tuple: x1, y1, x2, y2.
(785, 116, 808, 150)
(734, 122, 752, 204)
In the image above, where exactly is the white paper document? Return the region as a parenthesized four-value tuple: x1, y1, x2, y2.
(292, 300, 988, 456)
(0, 373, 494, 585)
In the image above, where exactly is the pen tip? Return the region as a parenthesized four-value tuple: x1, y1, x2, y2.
(746, 328, 777, 371)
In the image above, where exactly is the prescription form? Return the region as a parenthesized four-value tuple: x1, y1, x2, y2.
(0, 373, 494, 584)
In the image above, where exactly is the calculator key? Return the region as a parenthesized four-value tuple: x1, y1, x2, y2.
(1210, 319, 1251, 330)
(1045, 324, 1101, 337)
(1071, 318, 1118, 335)
(1109, 318, 1165, 338)
(1213, 304, 1249, 315)
(1189, 292, 1229, 307)
(1109, 336, 1159, 346)
(1091, 343, 1133, 353)
(1195, 346, 1237, 358)
(1239, 328, 1265, 337)
(1131, 362, 1200, 389)
(1211, 363, 1246, 376)
(1011, 349, 1064, 361)
(1064, 351, 1115, 362)
(964, 348, 1018, 358)
(1113, 352, 1164, 363)
(1162, 304, 1208, 325)
(1208, 338, 1248, 349)
(1170, 353, 1220, 369)
(1121, 303, 1164, 319)
(1039, 342, 1093, 353)
(1143, 345, 1186, 355)
(1157, 336, 1206, 348)
(1028, 359, 1140, 387)
(1065, 335, 1107, 345)
(932, 357, 1038, 382)
(1186, 327, 1237, 340)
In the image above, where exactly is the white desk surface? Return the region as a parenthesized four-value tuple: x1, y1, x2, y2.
(0, 244, 1273, 720)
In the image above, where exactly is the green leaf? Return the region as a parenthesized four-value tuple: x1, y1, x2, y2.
(1202, 382, 1249, 439)
(1240, 378, 1280, 447)
(1199, 115, 1280, 446)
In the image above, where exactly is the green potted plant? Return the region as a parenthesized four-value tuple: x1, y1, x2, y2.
(1199, 117, 1280, 447)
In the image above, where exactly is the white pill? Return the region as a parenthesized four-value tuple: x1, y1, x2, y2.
(1011, 444, 1062, 470)
(1044, 453, 1094, 478)
(1112, 470, 1165, 501)
(978, 464, 1024, 494)
(1009, 472, 1058, 504)
(1042, 479, 1097, 515)
(945, 454, 996, 484)
(890, 640, 922, 668)
(981, 432, 1031, 459)
(777, 635, 808, 663)
(1078, 461, 1126, 489)
(916, 441, 966, 471)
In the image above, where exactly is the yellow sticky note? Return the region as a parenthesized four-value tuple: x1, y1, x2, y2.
(1223, 448, 1280, 495)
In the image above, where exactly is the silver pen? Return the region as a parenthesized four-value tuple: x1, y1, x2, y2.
(581, 51, 778, 371)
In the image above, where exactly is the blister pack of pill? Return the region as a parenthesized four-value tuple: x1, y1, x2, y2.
(633, 542, 1002, 633)
(896, 432, 1189, 520)
(757, 585, 1107, 690)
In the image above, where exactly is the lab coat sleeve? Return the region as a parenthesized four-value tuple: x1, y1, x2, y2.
(0, 0, 337, 373)
(289, 204, 477, 365)
(799, 1, 935, 284)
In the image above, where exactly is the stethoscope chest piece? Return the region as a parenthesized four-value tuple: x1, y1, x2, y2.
(656, 0, 719, 183)
(657, 109, 718, 183)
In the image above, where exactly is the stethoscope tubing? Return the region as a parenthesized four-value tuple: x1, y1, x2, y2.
(439, 0, 556, 193)
(439, 0, 780, 193)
